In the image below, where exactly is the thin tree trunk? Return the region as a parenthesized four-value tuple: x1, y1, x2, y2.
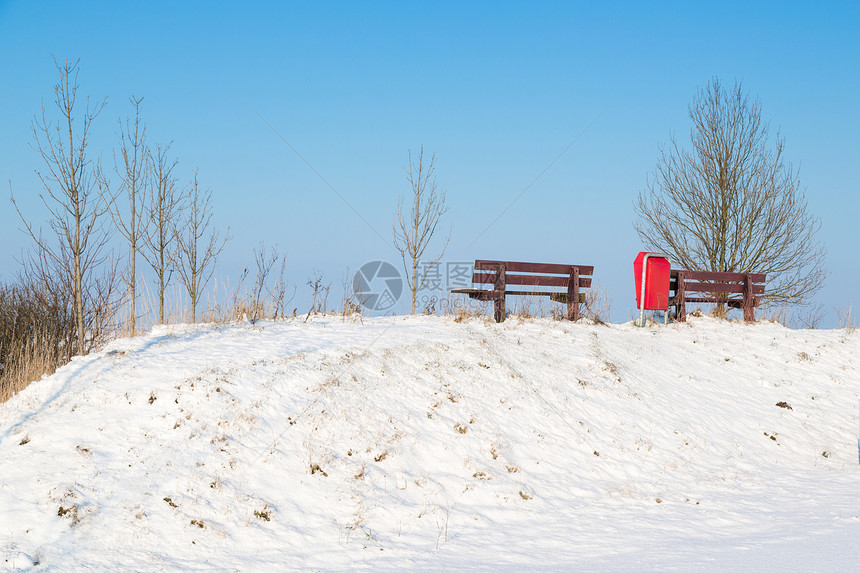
(159, 247, 165, 323)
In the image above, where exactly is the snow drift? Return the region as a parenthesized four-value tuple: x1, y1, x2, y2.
(1, 315, 858, 571)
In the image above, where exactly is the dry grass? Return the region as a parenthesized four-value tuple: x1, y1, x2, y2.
(443, 294, 490, 322)
(0, 341, 61, 403)
(452, 308, 470, 323)
(709, 303, 731, 320)
(1, 280, 75, 403)
(446, 286, 612, 324)
(583, 280, 614, 324)
(509, 295, 541, 320)
(837, 304, 855, 332)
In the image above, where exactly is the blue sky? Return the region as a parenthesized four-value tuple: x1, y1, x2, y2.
(1, 1, 858, 325)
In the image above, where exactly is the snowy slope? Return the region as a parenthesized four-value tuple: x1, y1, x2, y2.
(1, 315, 858, 571)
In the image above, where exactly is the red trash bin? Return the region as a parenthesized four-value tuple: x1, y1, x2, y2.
(634, 252, 671, 311)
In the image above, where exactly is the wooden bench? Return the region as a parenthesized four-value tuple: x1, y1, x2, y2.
(450, 260, 593, 322)
(670, 270, 766, 323)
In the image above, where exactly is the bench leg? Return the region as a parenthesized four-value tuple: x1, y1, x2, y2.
(743, 274, 755, 323)
(493, 264, 506, 322)
(567, 266, 580, 321)
(494, 297, 505, 323)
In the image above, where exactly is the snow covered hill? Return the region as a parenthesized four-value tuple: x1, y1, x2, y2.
(1, 315, 859, 571)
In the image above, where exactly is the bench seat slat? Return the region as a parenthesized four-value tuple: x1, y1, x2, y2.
(450, 288, 498, 301)
(548, 292, 586, 304)
(673, 297, 760, 307)
(450, 288, 586, 304)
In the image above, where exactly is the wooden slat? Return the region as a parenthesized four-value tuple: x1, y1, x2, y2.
(550, 292, 586, 304)
(454, 288, 586, 303)
(475, 260, 594, 276)
(684, 297, 759, 307)
(670, 270, 766, 283)
(500, 289, 585, 301)
(472, 272, 592, 288)
(682, 283, 765, 295)
(684, 296, 736, 303)
(452, 288, 586, 304)
(451, 289, 498, 301)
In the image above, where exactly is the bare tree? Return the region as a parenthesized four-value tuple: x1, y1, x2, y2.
(109, 96, 149, 335)
(10, 58, 116, 355)
(173, 172, 228, 323)
(141, 142, 180, 324)
(249, 243, 291, 322)
(265, 247, 293, 320)
(304, 270, 330, 322)
(393, 146, 450, 315)
(230, 243, 292, 323)
(634, 78, 826, 309)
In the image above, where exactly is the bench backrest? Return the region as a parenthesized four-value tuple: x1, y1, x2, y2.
(473, 260, 593, 290)
(670, 270, 765, 301)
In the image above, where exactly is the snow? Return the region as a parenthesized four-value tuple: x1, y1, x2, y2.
(1, 315, 859, 571)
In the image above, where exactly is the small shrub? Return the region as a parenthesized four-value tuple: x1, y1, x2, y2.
(57, 504, 79, 523)
(305, 270, 331, 322)
(0, 278, 75, 403)
(795, 304, 824, 329)
(310, 463, 328, 476)
(254, 505, 272, 522)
